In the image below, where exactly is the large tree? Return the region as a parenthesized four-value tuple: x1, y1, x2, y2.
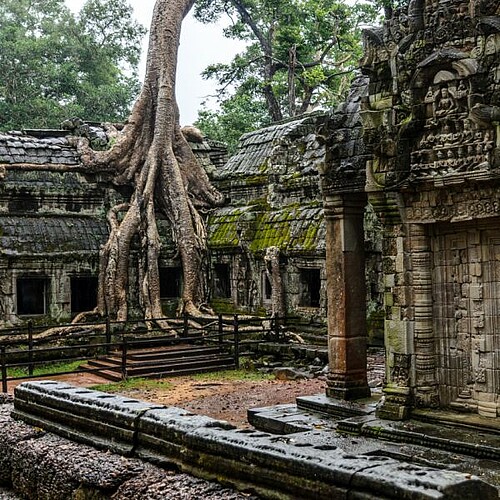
(194, 0, 377, 122)
(76, 0, 223, 322)
(0, 0, 146, 131)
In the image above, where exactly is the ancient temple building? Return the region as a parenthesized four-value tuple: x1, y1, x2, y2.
(0, 122, 329, 327)
(207, 114, 329, 322)
(0, 128, 225, 325)
(343, 0, 500, 418)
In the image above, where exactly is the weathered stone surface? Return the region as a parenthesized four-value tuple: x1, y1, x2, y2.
(0, 133, 78, 166)
(112, 465, 257, 500)
(317, 0, 500, 418)
(0, 404, 44, 486)
(0, 399, 255, 500)
(273, 367, 311, 381)
(11, 434, 144, 500)
(12, 381, 498, 499)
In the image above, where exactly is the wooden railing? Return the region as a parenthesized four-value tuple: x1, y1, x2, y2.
(0, 313, 290, 392)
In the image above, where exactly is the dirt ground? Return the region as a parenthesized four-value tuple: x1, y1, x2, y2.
(6, 349, 385, 428)
(123, 375, 328, 427)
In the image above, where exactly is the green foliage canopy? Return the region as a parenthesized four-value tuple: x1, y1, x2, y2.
(194, 0, 378, 126)
(0, 0, 146, 131)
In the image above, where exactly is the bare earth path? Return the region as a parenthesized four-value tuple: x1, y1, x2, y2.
(120, 376, 328, 427)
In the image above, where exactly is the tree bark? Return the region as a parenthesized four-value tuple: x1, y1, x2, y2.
(77, 0, 224, 324)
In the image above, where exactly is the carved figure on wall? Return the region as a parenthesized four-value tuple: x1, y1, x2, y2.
(408, 67, 497, 178)
(434, 86, 457, 118)
(391, 353, 411, 386)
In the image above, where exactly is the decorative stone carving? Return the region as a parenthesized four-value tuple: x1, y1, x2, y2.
(391, 353, 411, 386)
(361, 0, 500, 419)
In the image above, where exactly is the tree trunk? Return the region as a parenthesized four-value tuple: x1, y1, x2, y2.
(77, 0, 223, 324)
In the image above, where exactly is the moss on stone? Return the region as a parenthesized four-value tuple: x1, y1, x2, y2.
(244, 174, 267, 186)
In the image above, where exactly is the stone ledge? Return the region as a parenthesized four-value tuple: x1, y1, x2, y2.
(337, 414, 500, 460)
(11, 381, 498, 500)
(0, 404, 254, 500)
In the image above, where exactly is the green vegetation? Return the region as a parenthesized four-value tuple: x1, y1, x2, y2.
(194, 0, 378, 144)
(196, 93, 272, 154)
(192, 368, 273, 382)
(0, 0, 146, 131)
(90, 378, 174, 393)
(8, 359, 86, 378)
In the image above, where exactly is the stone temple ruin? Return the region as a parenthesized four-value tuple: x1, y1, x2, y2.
(0, 0, 499, 424)
(0, 0, 500, 498)
(358, 0, 500, 420)
(0, 114, 383, 340)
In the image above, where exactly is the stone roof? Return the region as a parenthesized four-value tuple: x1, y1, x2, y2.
(0, 129, 226, 174)
(0, 216, 108, 256)
(0, 132, 79, 166)
(216, 112, 329, 180)
(208, 204, 325, 255)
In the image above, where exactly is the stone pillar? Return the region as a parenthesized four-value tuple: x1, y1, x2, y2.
(411, 223, 438, 408)
(324, 193, 371, 400)
(377, 220, 422, 420)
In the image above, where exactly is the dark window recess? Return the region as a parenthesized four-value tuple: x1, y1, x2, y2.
(159, 268, 182, 298)
(71, 277, 98, 313)
(299, 269, 321, 307)
(17, 278, 47, 315)
(214, 264, 231, 298)
(263, 273, 272, 301)
(8, 189, 39, 213)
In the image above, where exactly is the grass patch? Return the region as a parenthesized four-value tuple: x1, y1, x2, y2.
(192, 368, 273, 382)
(7, 360, 86, 378)
(90, 377, 174, 393)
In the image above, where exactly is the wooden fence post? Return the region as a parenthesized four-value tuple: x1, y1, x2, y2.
(233, 315, 240, 370)
(105, 316, 111, 355)
(218, 314, 223, 346)
(121, 336, 128, 380)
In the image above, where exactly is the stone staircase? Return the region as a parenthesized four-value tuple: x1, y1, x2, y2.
(86, 343, 236, 381)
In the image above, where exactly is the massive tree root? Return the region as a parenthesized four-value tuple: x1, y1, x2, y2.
(75, 0, 223, 324)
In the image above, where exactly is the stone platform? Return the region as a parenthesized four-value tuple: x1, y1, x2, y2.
(248, 393, 500, 489)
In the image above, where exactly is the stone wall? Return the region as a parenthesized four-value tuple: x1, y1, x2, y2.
(7, 381, 497, 500)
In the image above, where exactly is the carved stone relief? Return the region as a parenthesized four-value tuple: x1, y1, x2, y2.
(410, 70, 496, 179)
(432, 222, 500, 414)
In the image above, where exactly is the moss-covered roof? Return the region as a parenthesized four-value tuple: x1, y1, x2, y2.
(208, 204, 325, 255)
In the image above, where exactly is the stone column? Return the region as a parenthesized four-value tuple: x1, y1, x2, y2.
(324, 193, 371, 400)
(411, 223, 438, 408)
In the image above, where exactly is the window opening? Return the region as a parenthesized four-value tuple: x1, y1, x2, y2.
(299, 269, 321, 307)
(214, 264, 231, 298)
(17, 278, 47, 315)
(263, 272, 272, 301)
(159, 267, 182, 298)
